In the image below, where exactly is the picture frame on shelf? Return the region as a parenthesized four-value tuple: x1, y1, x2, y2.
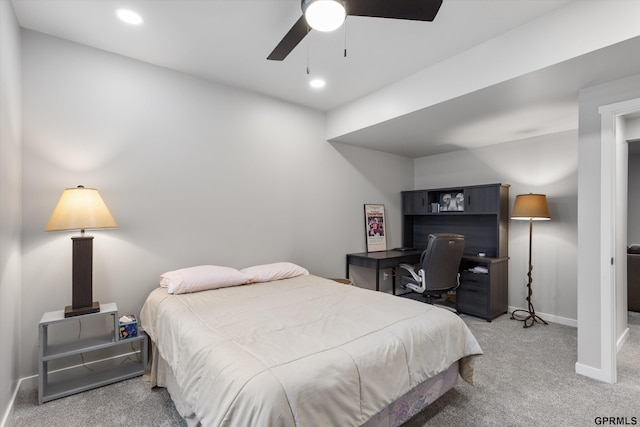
(364, 204, 387, 252)
(439, 192, 464, 212)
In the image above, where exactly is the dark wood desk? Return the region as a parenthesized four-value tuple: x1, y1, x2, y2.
(346, 250, 422, 294)
(346, 251, 509, 321)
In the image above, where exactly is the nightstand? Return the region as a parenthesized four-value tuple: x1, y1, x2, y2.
(38, 302, 147, 404)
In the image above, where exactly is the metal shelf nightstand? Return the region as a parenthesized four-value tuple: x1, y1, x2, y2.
(38, 302, 147, 404)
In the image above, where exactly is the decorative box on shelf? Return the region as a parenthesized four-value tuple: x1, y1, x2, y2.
(118, 314, 138, 340)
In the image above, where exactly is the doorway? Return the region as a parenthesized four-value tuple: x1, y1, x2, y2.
(626, 132, 640, 319)
(598, 97, 640, 384)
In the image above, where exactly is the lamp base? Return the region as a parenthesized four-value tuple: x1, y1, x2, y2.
(64, 301, 100, 318)
(511, 308, 548, 328)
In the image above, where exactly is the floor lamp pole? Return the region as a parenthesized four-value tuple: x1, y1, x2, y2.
(511, 218, 548, 328)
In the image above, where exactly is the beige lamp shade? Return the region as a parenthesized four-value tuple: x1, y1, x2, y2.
(511, 193, 551, 221)
(45, 186, 118, 232)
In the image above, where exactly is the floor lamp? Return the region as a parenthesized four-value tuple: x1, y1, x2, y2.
(45, 186, 118, 317)
(510, 193, 550, 328)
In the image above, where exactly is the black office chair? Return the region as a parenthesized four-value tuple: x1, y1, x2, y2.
(399, 233, 465, 311)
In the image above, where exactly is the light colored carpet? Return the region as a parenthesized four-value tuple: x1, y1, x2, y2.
(404, 311, 640, 427)
(7, 312, 640, 427)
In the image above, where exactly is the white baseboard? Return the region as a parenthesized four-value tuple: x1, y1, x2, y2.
(617, 327, 630, 352)
(575, 362, 615, 384)
(0, 375, 32, 427)
(573, 329, 629, 383)
(17, 375, 37, 391)
(575, 362, 605, 381)
(507, 306, 577, 327)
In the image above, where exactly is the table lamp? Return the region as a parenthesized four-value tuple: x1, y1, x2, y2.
(45, 185, 118, 317)
(510, 193, 550, 328)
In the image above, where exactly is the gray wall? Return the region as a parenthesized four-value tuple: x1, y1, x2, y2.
(19, 30, 413, 378)
(414, 130, 579, 323)
(0, 0, 22, 422)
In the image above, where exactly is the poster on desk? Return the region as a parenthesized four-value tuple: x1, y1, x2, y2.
(364, 204, 387, 252)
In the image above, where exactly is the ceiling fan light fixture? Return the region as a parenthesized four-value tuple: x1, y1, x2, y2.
(302, 0, 346, 32)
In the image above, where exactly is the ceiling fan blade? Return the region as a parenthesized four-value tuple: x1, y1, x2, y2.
(267, 15, 309, 61)
(346, 0, 443, 21)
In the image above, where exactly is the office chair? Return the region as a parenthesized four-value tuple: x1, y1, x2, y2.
(399, 233, 465, 311)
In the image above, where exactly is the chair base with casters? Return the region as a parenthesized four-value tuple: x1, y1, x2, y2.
(398, 233, 465, 313)
(399, 273, 459, 309)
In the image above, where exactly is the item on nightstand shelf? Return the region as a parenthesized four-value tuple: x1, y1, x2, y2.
(118, 314, 138, 339)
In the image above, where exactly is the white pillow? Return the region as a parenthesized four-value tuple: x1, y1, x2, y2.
(159, 265, 252, 294)
(240, 262, 309, 283)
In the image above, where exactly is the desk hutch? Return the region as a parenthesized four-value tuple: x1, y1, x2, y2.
(401, 183, 510, 320)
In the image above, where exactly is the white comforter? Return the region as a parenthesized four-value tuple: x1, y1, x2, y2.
(140, 275, 482, 427)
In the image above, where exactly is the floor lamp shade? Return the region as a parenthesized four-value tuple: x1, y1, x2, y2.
(45, 186, 117, 317)
(510, 193, 550, 328)
(511, 194, 551, 221)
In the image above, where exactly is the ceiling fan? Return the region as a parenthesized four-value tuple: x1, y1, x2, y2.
(267, 0, 443, 61)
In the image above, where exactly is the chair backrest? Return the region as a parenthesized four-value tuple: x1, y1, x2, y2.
(419, 233, 465, 292)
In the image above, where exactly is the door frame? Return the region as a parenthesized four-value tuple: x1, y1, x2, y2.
(598, 96, 640, 383)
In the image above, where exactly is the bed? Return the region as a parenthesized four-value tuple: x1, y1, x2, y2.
(140, 266, 482, 427)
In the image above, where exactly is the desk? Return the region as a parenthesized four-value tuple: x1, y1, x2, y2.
(346, 250, 422, 294)
(346, 251, 509, 320)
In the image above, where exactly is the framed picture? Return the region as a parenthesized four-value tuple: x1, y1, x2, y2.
(439, 192, 464, 212)
(364, 204, 387, 252)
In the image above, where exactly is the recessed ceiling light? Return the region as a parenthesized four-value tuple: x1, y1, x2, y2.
(116, 9, 143, 25)
(310, 79, 326, 89)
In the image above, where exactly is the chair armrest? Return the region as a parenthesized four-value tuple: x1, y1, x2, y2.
(399, 263, 421, 282)
(405, 282, 423, 293)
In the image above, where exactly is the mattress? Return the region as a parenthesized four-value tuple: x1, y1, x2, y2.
(140, 274, 482, 426)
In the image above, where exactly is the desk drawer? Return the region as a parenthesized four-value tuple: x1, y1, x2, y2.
(458, 273, 489, 318)
(457, 286, 488, 316)
(460, 272, 489, 289)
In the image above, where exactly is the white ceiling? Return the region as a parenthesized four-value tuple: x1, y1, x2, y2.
(334, 35, 640, 157)
(11, 0, 640, 158)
